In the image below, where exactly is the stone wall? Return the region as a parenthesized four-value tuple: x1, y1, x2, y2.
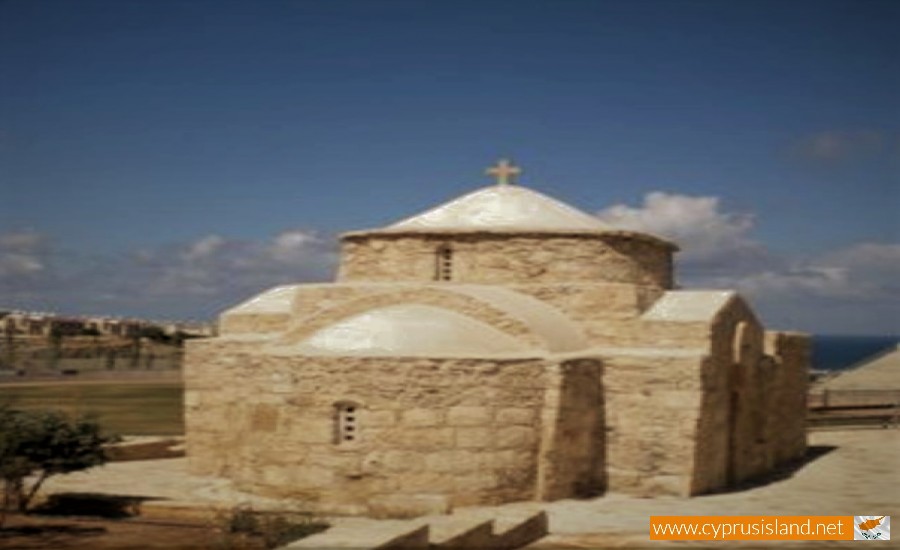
(689, 300, 809, 492)
(219, 312, 291, 335)
(185, 340, 596, 517)
(511, 283, 665, 348)
(202, 283, 810, 510)
(338, 232, 674, 288)
(598, 294, 806, 497)
(537, 358, 605, 500)
(708, 298, 769, 486)
(602, 351, 709, 496)
(765, 331, 809, 464)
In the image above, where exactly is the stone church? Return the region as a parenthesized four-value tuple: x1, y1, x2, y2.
(185, 160, 809, 518)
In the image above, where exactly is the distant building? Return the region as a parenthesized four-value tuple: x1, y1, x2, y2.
(82, 317, 145, 337)
(0, 311, 212, 339)
(1, 311, 52, 336)
(161, 321, 218, 338)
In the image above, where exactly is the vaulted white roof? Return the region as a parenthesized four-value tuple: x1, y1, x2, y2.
(225, 285, 297, 314)
(298, 304, 532, 356)
(383, 184, 609, 232)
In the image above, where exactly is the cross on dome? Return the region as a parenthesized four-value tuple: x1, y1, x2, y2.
(486, 158, 522, 186)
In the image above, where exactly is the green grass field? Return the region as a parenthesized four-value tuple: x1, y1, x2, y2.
(0, 383, 184, 436)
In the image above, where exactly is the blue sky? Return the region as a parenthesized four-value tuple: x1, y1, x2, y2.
(1, 0, 897, 334)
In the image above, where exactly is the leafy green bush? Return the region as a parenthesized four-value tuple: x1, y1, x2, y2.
(0, 406, 117, 526)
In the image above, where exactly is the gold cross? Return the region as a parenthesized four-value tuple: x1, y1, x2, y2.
(485, 158, 522, 185)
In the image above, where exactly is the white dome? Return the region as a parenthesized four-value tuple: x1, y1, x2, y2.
(299, 304, 531, 356)
(384, 184, 609, 232)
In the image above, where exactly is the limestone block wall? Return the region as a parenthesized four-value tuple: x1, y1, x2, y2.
(185, 340, 601, 517)
(338, 232, 674, 287)
(602, 351, 710, 497)
(511, 283, 665, 348)
(765, 331, 809, 464)
(725, 358, 767, 484)
(708, 299, 769, 486)
(513, 283, 663, 322)
(219, 312, 291, 335)
(537, 358, 605, 500)
(691, 351, 731, 494)
(595, 291, 794, 496)
(513, 285, 742, 352)
(690, 300, 809, 491)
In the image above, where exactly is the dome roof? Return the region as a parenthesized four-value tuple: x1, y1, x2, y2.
(383, 184, 609, 232)
(298, 304, 532, 356)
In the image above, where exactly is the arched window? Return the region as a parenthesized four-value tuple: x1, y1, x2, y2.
(435, 245, 453, 281)
(333, 401, 359, 444)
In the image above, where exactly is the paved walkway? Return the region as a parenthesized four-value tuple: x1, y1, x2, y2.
(40, 428, 899, 547)
(528, 428, 898, 548)
(41, 458, 299, 514)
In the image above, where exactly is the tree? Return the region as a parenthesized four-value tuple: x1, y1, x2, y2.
(0, 406, 116, 526)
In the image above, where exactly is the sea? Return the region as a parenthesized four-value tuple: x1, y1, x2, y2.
(811, 334, 898, 373)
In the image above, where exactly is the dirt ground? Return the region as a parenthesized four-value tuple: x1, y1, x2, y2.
(0, 513, 263, 550)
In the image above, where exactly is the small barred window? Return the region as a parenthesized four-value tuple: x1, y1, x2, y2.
(334, 401, 359, 444)
(435, 245, 453, 281)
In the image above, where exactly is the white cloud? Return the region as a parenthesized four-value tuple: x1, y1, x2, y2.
(595, 193, 899, 334)
(733, 244, 900, 334)
(182, 234, 227, 261)
(737, 267, 852, 298)
(0, 229, 338, 319)
(738, 243, 900, 301)
(268, 230, 323, 263)
(0, 231, 47, 279)
(116, 229, 338, 305)
(596, 192, 774, 277)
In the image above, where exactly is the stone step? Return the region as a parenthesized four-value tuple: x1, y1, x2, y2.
(492, 511, 548, 550)
(280, 507, 547, 550)
(427, 507, 548, 550)
(428, 516, 494, 549)
(284, 518, 429, 550)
